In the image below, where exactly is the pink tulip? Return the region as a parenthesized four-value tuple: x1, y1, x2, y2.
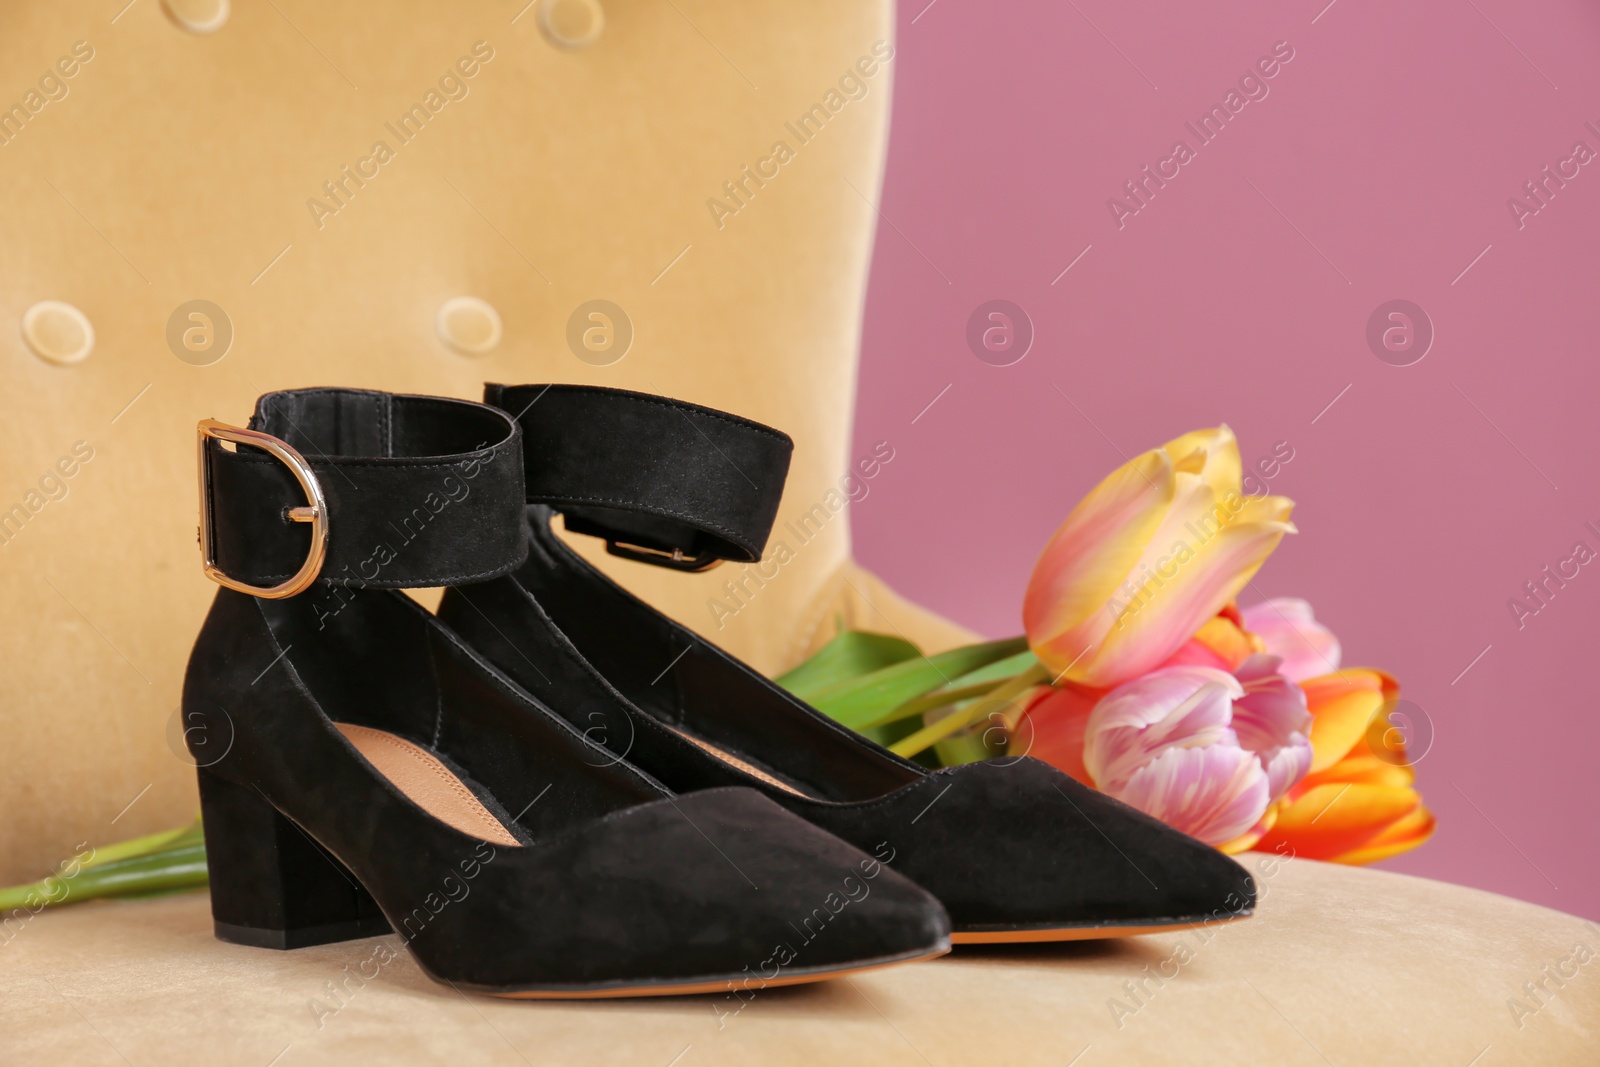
(1239, 598, 1341, 683)
(1082, 659, 1312, 848)
(1230, 654, 1315, 800)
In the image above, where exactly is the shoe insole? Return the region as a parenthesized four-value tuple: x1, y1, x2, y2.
(336, 723, 522, 847)
(665, 725, 809, 798)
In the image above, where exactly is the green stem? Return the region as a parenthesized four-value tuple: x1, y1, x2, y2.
(889, 662, 1051, 759)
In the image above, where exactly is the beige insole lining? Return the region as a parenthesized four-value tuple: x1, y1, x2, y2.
(665, 726, 810, 798)
(336, 723, 522, 847)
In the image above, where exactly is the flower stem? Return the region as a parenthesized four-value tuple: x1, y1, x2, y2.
(856, 678, 1009, 731)
(888, 662, 1051, 759)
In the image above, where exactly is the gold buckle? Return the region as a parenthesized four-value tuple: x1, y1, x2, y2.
(197, 419, 329, 598)
(605, 539, 723, 573)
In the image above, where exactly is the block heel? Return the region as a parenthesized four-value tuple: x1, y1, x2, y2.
(197, 768, 389, 950)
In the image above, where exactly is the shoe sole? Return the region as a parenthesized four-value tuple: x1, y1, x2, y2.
(481, 945, 950, 999)
(949, 909, 1253, 944)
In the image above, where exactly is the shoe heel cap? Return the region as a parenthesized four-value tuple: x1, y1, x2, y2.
(214, 914, 393, 951)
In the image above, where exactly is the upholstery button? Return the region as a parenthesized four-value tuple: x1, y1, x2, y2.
(162, 0, 230, 34)
(539, 0, 604, 49)
(21, 301, 95, 365)
(436, 296, 503, 355)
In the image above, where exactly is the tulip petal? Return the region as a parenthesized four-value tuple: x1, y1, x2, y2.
(1299, 751, 1415, 791)
(1162, 425, 1241, 500)
(1329, 804, 1436, 865)
(1159, 636, 1236, 673)
(1117, 743, 1270, 847)
(1024, 449, 1175, 675)
(1362, 700, 1417, 769)
(1240, 598, 1342, 682)
(1083, 666, 1244, 793)
(1217, 802, 1280, 855)
(1010, 684, 1099, 785)
(1254, 782, 1420, 861)
(1230, 655, 1313, 800)
(1165, 613, 1262, 672)
(1300, 669, 1397, 773)
(1256, 743, 1314, 807)
(1083, 505, 1295, 687)
(1228, 492, 1296, 527)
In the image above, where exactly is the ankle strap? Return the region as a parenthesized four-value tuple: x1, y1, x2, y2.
(200, 389, 527, 595)
(484, 384, 792, 571)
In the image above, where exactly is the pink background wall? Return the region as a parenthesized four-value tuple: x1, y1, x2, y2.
(851, 0, 1598, 919)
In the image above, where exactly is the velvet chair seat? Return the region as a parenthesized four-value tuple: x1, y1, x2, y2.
(6, 854, 1595, 1065)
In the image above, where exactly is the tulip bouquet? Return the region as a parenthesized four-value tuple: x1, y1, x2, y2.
(780, 427, 1433, 863)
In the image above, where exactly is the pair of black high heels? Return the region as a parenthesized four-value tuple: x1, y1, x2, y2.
(186, 384, 1253, 997)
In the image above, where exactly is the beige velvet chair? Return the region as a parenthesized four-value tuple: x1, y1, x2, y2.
(2, 2, 1593, 1062)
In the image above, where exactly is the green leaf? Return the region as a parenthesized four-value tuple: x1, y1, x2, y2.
(941, 648, 1043, 689)
(0, 831, 209, 913)
(55, 842, 210, 903)
(775, 629, 922, 703)
(806, 636, 1030, 730)
(80, 818, 202, 871)
(855, 649, 1044, 731)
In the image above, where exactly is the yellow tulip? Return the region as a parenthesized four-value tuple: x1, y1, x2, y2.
(1023, 426, 1295, 688)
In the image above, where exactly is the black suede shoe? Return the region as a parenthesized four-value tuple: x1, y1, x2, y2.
(439, 384, 1257, 944)
(185, 388, 949, 997)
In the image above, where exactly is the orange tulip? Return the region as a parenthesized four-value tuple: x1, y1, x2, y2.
(1254, 669, 1434, 863)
